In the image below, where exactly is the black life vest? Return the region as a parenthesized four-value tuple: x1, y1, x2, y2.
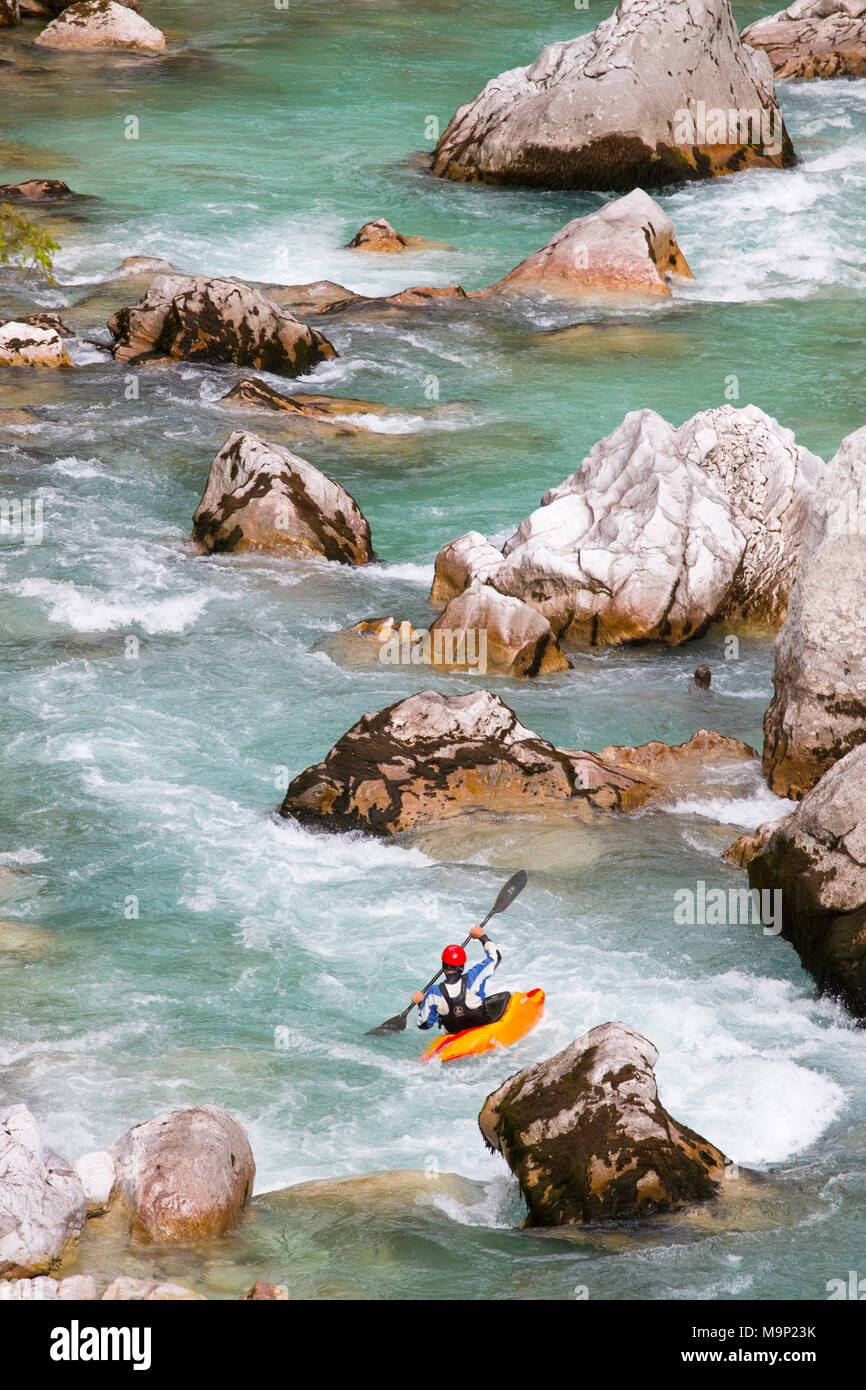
(438, 977, 490, 1035)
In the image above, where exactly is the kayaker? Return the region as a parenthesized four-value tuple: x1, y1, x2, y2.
(412, 925, 502, 1034)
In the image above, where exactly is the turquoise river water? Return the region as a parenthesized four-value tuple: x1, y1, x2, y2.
(1, 0, 865, 1299)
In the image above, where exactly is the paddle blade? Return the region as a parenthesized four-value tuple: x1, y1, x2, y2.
(489, 869, 527, 917)
(365, 1011, 409, 1037)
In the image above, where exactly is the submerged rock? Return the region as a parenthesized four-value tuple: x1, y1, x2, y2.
(433, 405, 820, 645)
(742, 1, 866, 80)
(0, 1274, 99, 1300)
(108, 274, 335, 376)
(192, 431, 374, 563)
(107, 1105, 255, 1244)
(220, 376, 431, 435)
(749, 743, 866, 1019)
(433, 0, 793, 190)
(34, 0, 164, 50)
(279, 688, 756, 836)
(266, 279, 468, 319)
(101, 1275, 204, 1300)
(479, 1022, 727, 1225)
(241, 1280, 289, 1300)
(0, 321, 71, 368)
(763, 426, 866, 798)
(107, 254, 176, 278)
(0, 1106, 87, 1277)
(489, 190, 693, 299)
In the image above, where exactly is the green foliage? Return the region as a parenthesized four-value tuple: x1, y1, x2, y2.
(0, 204, 59, 278)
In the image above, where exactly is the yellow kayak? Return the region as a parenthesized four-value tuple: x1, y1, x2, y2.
(420, 988, 545, 1063)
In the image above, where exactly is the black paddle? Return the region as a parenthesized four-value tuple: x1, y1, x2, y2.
(365, 869, 528, 1037)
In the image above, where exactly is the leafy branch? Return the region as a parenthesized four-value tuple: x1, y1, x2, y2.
(0, 204, 59, 279)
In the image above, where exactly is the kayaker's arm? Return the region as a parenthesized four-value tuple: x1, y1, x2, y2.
(413, 985, 442, 1030)
(464, 935, 501, 998)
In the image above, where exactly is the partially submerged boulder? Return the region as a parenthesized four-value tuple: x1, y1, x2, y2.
(346, 218, 409, 252)
(108, 274, 335, 376)
(0, 1106, 87, 1277)
(279, 688, 757, 836)
(742, 1, 866, 80)
(34, 0, 164, 50)
(431, 582, 570, 677)
(433, 405, 820, 645)
(192, 431, 374, 563)
(724, 817, 787, 868)
(489, 190, 693, 299)
(479, 1022, 727, 1225)
(0, 321, 71, 368)
(107, 1105, 255, 1244)
(433, 0, 793, 190)
(749, 743, 866, 1019)
(323, 594, 569, 678)
(0, 179, 75, 202)
(344, 217, 444, 253)
(763, 426, 866, 797)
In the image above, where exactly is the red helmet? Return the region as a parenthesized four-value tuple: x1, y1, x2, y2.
(441, 944, 466, 968)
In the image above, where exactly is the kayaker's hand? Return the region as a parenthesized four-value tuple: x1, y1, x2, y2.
(412, 991, 424, 1005)
(469, 924, 485, 939)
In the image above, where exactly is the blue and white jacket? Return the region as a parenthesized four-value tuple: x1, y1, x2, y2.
(417, 937, 501, 1029)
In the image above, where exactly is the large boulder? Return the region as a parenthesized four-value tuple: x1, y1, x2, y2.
(749, 743, 866, 1019)
(436, 405, 820, 645)
(279, 687, 757, 836)
(489, 190, 693, 300)
(107, 1105, 255, 1244)
(0, 322, 71, 368)
(431, 583, 570, 677)
(0, 1106, 87, 1277)
(432, 0, 793, 190)
(192, 431, 374, 563)
(763, 426, 866, 798)
(742, 1, 866, 80)
(34, 0, 164, 49)
(479, 1023, 727, 1225)
(108, 274, 335, 376)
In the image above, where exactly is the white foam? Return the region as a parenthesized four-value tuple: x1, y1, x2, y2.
(9, 578, 211, 635)
(660, 788, 797, 831)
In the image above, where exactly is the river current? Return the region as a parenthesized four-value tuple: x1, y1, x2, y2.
(1, 0, 865, 1299)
